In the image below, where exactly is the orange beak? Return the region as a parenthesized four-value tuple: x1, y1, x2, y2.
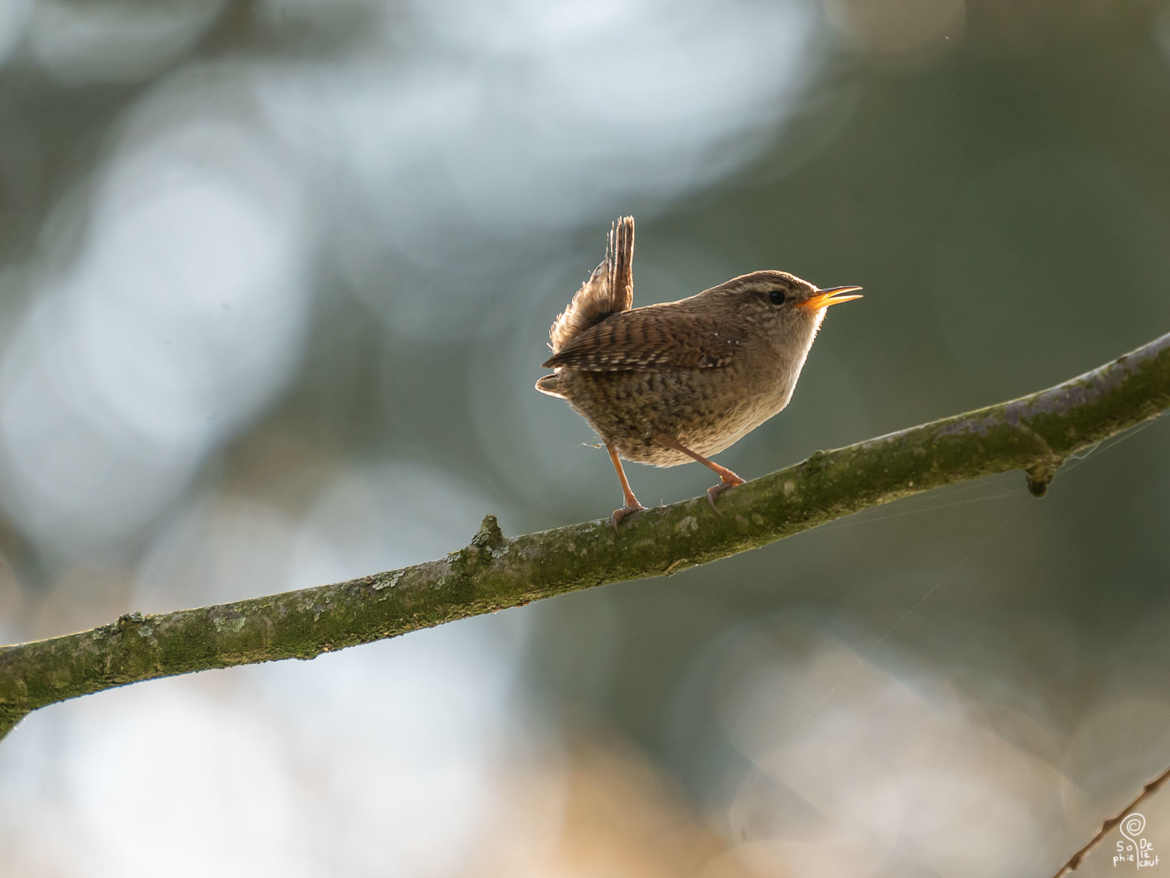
(800, 285, 864, 311)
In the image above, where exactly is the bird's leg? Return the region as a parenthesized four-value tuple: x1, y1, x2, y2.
(607, 443, 646, 527)
(659, 437, 745, 512)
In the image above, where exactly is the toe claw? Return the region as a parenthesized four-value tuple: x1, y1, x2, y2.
(610, 503, 647, 528)
(706, 485, 724, 513)
(706, 477, 745, 513)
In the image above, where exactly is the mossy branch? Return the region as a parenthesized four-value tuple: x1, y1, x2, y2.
(2, 331, 1169, 740)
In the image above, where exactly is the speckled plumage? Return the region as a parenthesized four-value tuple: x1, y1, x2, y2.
(536, 215, 860, 522)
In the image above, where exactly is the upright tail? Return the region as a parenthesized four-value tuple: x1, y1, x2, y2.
(547, 216, 634, 355)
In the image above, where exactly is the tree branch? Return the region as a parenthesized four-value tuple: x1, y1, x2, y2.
(2, 331, 1168, 740)
(1053, 764, 1170, 876)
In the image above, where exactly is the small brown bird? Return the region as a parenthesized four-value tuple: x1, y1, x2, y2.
(536, 216, 862, 526)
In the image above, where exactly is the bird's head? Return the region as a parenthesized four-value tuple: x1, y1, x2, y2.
(700, 270, 862, 351)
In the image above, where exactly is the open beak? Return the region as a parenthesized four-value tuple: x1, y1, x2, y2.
(801, 285, 864, 312)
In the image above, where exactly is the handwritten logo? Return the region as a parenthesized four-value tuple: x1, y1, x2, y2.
(1114, 813, 1159, 870)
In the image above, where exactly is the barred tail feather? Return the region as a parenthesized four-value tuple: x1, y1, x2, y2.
(548, 216, 635, 354)
(608, 214, 634, 314)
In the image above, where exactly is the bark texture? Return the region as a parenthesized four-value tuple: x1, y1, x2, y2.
(1, 331, 1168, 740)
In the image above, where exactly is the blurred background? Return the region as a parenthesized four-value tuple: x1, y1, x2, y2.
(1, 0, 1169, 875)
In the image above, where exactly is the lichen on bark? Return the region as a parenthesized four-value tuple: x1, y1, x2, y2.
(1, 330, 1168, 741)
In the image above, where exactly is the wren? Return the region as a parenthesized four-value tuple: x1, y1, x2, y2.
(536, 216, 862, 526)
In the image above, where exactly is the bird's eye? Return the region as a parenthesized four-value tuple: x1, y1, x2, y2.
(769, 289, 787, 305)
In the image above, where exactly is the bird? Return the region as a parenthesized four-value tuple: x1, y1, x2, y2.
(535, 216, 862, 526)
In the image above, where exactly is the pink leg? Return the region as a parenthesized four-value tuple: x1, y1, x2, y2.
(607, 443, 646, 527)
(659, 437, 745, 512)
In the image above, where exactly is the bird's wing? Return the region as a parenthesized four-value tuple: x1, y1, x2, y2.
(542, 308, 742, 371)
(548, 217, 634, 354)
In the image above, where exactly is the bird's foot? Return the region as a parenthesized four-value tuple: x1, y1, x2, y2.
(706, 474, 746, 513)
(610, 501, 647, 529)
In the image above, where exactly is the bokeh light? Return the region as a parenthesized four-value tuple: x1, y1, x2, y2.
(1, 1, 1168, 876)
